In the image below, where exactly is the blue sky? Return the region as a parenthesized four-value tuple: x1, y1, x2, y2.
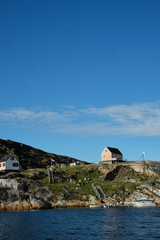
(0, 0, 160, 163)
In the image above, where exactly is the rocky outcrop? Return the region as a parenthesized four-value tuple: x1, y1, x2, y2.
(124, 180, 160, 206)
(0, 184, 51, 211)
(0, 169, 90, 211)
(98, 165, 141, 182)
(30, 195, 51, 209)
(0, 179, 20, 189)
(129, 162, 159, 177)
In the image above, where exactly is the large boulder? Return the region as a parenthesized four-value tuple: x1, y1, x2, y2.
(30, 195, 51, 209)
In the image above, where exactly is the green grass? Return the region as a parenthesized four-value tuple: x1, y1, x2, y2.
(26, 165, 157, 203)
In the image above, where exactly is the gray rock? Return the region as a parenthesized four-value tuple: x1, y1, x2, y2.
(0, 179, 19, 190)
(0, 179, 28, 191)
(89, 195, 97, 203)
(30, 195, 51, 209)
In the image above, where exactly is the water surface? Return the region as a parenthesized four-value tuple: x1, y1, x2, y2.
(0, 207, 160, 240)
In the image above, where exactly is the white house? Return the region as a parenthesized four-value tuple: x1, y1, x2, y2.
(0, 155, 19, 172)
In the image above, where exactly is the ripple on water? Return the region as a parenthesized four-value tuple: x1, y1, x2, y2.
(0, 208, 160, 240)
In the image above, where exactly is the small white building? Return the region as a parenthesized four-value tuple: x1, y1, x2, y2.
(0, 155, 19, 172)
(70, 162, 76, 167)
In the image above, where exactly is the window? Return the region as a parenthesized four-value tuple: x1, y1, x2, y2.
(11, 156, 14, 160)
(13, 163, 18, 167)
(103, 155, 105, 158)
(105, 149, 107, 152)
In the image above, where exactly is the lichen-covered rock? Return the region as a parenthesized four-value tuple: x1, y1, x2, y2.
(0, 179, 28, 192)
(30, 195, 51, 209)
(0, 179, 19, 190)
(0, 184, 51, 211)
(129, 161, 160, 177)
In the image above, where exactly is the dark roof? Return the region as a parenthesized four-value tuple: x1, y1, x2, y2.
(0, 155, 16, 162)
(107, 147, 122, 155)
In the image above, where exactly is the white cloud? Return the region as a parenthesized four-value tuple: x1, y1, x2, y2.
(0, 108, 70, 122)
(0, 102, 160, 136)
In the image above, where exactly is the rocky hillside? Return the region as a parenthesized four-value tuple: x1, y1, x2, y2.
(0, 139, 88, 170)
(1, 138, 160, 211)
(1, 160, 160, 211)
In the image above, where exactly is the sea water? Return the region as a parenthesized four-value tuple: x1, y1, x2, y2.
(0, 207, 160, 240)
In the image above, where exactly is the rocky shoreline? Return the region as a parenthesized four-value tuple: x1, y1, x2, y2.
(1, 138, 160, 211)
(0, 170, 97, 211)
(1, 161, 160, 211)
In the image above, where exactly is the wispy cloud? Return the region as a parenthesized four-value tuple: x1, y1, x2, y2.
(0, 102, 160, 136)
(0, 108, 72, 122)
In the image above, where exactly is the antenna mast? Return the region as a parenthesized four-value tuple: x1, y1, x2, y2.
(142, 152, 145, 161)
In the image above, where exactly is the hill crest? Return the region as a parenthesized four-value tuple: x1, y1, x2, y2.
(0, 138, 87, 170)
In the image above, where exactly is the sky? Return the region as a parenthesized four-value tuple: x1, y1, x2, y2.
(0, 0, 160, 163)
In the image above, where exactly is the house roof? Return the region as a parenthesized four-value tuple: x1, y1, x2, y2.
(0, 155, 16, 162)
(107, 147, 122, 155)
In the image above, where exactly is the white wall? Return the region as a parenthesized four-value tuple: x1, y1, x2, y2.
(0, 156, 19, 171)
(0, 162, 6, 171)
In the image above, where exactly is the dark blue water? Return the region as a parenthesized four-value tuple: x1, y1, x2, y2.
(0, 207, 160, 240)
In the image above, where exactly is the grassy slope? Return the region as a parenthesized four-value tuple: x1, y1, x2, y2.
(37, 164, 152, 202)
